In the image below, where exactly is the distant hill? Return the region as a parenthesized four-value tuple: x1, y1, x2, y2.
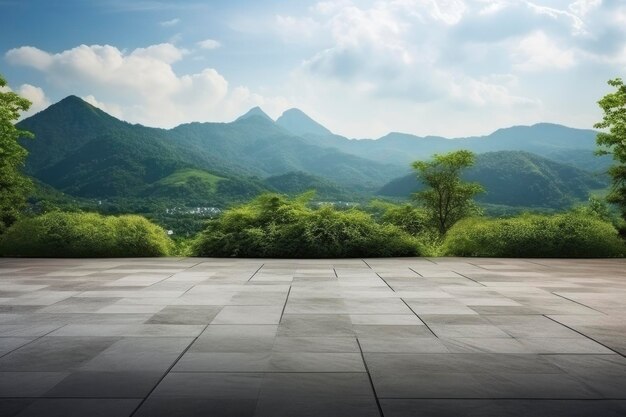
(276, 108, 333, 137)
(142, 168, 268, 203)
(235, 106, 274, 123)
(286, 115, 610, 173)
(264, 171, 351, 200)
(378, 151, 608, 208)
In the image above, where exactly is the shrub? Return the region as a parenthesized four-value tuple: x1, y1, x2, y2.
(442, 213, 625, 258)
(192, 193, 423, 258)
(0, 212, 172, 257)
(381, 205, 429, 236)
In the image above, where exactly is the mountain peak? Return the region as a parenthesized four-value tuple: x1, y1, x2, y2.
(235, 106, 273, 122)
(60, 94, 86, 103)
(276, 108, 332, 136)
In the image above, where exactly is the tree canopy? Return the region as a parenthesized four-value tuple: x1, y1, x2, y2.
(595, 78, 626, 221)
(412, 150, 484, 235)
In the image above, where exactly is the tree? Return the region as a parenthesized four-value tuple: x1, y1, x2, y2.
(412, 150, 484, 235)
(0, 74, 33, 232)
(595, 78, 626, 221)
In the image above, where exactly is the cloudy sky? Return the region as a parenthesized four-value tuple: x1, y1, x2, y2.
(1, 0, 624, 138)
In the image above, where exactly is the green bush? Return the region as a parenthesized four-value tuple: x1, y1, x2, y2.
(442, 213, 625, 258)
(0, 212, 172, 257)
(192, 193, 423, 258)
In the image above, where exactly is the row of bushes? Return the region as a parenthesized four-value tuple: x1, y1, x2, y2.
(0, 212, 172, 257)
(0, 195, 624, 258)
(442, 213, 625, 258)
(191, 194, 423, 258)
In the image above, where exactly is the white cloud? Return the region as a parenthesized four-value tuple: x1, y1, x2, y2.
(6, 43, 287, 127)
(82, 94, 124, 119)
(409, 0, 468, 25)
(196, 39, 221, 50)
(275, 15, 321, 40)
(160, 18, 180, 27)
(513, 31, 576, 71)
(0, 83, 50, 118)
(17, 84, 50, 115)
(6, 46, 52, 70)
(131, 43, 186, 63)
(525, 1, 586, 33)
(298, 1, 536, 108)
(568, 0, 601, 17)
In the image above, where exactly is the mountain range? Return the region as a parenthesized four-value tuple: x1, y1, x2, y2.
(17, 96, 610, 209)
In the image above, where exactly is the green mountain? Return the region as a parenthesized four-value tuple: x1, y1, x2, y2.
(169, 116, 403, 189)
(17, 97, 610, 210)
(378, 151, 608, 208)
(17, 97, 403, 203)
(276, 108, 333, 137)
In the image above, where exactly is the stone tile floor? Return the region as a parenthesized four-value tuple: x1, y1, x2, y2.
(0, 257, 625, 416)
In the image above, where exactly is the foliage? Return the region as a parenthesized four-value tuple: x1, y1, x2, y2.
(0, 75, 33, 232)
(595, 78, 626, 221)
(571, 196, 615, 223)
(442, 213, 625, 258)
(367, 200, 431, 236)
(0, 212, 172, 257)
(412, 150, 484, 235)
(192, 193, 422, 258)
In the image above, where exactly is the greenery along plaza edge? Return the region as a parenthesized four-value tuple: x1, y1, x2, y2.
(1, 74, 625, 258)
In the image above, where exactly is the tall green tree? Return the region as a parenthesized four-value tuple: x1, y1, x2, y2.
(595, 78, 626, 221)
(412, 150, 484, 235)
(0, 75, 33, 232)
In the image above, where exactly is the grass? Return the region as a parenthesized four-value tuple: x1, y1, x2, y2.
(155, 169, 224, 191)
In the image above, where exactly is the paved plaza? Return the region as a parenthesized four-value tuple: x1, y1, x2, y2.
(0, 257, 625, 416)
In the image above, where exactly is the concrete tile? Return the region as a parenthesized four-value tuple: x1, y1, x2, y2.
(381, 399, 626, 417)
(0, 337, 119, 371)
(80, 337, 194, 372)
(349, 314, 423, 325)
(135, 398, 257, 417)
(268, 352, 365, 372)
(190, 325, 277, 352)
(0, 372, 68, 397)
(174, 352, 271, 372)
(151, 372, 263, 399)
(45, 371, 162, 398)
(254, 397, 380, 417)
(145, 306, 221, 325)
(14, 399, 139, 417)
(259, 372, 374, 399)
(0, 399, 33, 417)
(271, 336, 359, 353)
(358, 337, 449, 353)
(278, 315, 354, 337)
(212, 306, 283, 325)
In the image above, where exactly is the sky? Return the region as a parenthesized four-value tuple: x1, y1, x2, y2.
(0, 0, 625, 138)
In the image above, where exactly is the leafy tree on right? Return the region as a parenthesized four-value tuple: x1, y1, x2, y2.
(596, 78, 626, 222)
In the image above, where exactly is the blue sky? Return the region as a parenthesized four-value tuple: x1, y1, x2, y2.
(1, 0, 625, 138)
